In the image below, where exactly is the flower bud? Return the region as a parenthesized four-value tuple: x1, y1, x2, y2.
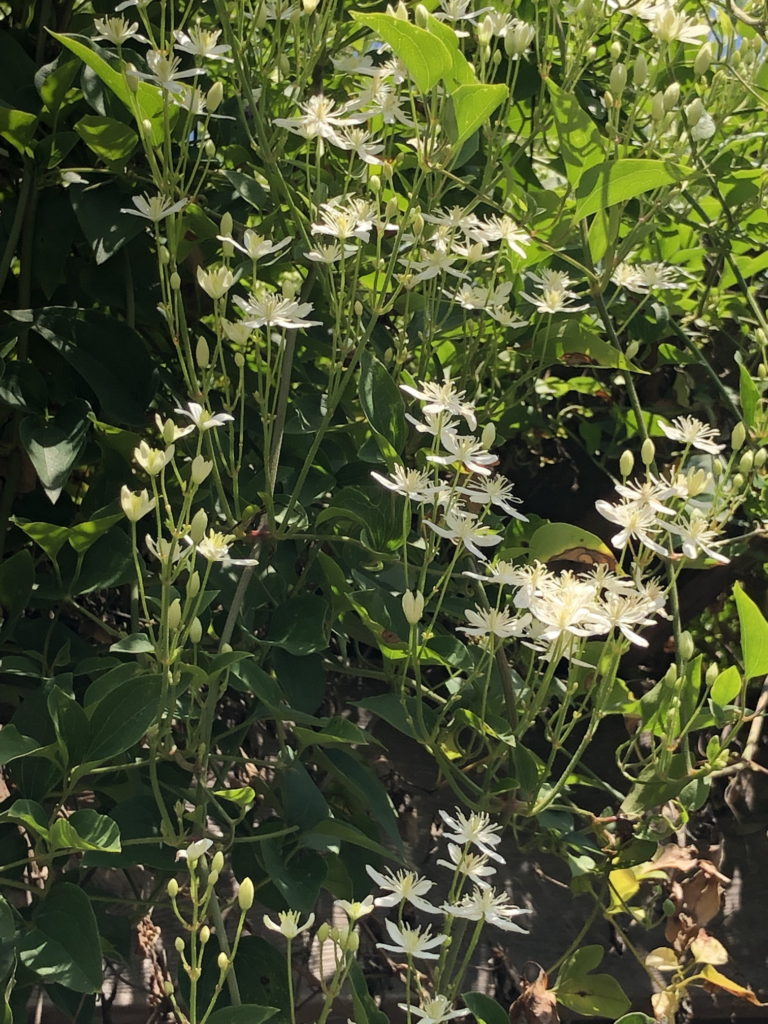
(208, 870, 219, 886)
(619, 449, 635, 478)
(190, 455, 213, 485)
(610, 40, 621, 60)
(731, 472, 744, 490)
(586, 45, 597, 60)
(188, 617, 203, 644)
(141, 118, 153, 138)
(415, 4, 429, 27)
(651, 92, 665, 121)
(124, 62, 139, 93)
(175, 936, 185, 953)
(347, 930, 360, 952)
(199, 926, 210, 945)
(678, 631, 695, 661)
(610, 62, 627, 97)
(187, 570, 201, 598)
(303, 0, 320, 12)
(685, 97, 704, 127)
(234, 352, 245, 369)
(759, 362, 767, 379)
(754, 447, 767, 469)
(221, 642, 233, 653)
(481, 422, 496, 449)
(158, 245, 170, 265)
(238, 877, 254, 911)
(196, 336, 210, 369)
(738, 451, 754, 475)
(170, 271, 181, 291)
(217, 952, 229, 971)
(167, 878, 179, 899)
(402, 590, 425, 625)
(316, 922, 330, 943)
(641, 437, 655, 466)
(712, 457, 724, 478)
(211, 851, 224, 874)
(207, 81, 224, 113)
(705, 662, 719, 686)
(167, 598, 182, 631)
(204, 138, 216, 158)
(730, 422, 746, 451)
(190, 508, 208, 544)
(694, 42, 713, 78)
(633, 53, 648, 87)
(663, 82, 680, 111)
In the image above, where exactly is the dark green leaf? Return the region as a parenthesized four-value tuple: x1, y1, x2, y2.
(84, 675, 160, 761)
(462, 992, 509, 1024)
(18, 883, 102, 993)
(265, 596, 329, 656)
(49, 810, 121, 853)
(0, 108, 37, 155)
(0, 799, 49, 838)
(109, 632, 154, 654)
(0, 550, 34, 618)
(69, 183, 145, 264)
(358, 350, 406, 454)
(207, 1008, 279, 1024)
(556, 973, 630, 1018)
(0, 725, 43, 766)
(19, 401, 90, 504)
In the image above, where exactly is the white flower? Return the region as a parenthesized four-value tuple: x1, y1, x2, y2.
(122, 193, 188, 223)
(439, 808, 505, 861)
(470, 215, 530, 257)
(120, 486, 156, 522)
(463, 476, 527, 519)
(134, 441, 175, 476)
(614, 476, 677, 515)
(527, 572, 607, 643)
(312, 197, 374, 242)
(145, 534, 187, 564)
(196, 265, 236, 300)
(370, 465, 433, 500)
(178, 838, 213, 862)
(377, 920, 446, 960)
(219, 231, 292, 262)
(366, 865, 440, 913)
(444, 886, 530, 932)
(597, 591, 659, 646)
(403, 248, 468, 286)
(459, 606, 528, 640)
(428, 428, 496, 476)
(273, 95, 363, 144)
(335, 895, 375, 921)
(263, 911, 315, 939)
(174, 26, 232, 60)
(425, 509, 502, 560)
(666, 513, 730, 564)
(401, 378, 476, 430)
(659, 416, 724, 455)
(334, 126, 385, 164)
(595, 499, 668, 555)
(649, 5, 709, 44)
(304, 242, 355, 263)
(436, 843, 496, 886)
(174, 402, 235, 431)
(93, 16, 146, 44)
(234, 292, 321, 330)
(521, 268, 589, 315)
(397, 996, 470, 1024)
(141, 50, 203, 93)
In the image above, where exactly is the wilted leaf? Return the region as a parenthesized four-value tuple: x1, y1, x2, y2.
(690, 930, 728, 966)
(700, 965, 767, 1006)
(509, 966, 559, 1024)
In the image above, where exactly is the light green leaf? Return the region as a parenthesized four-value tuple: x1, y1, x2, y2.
(557, 945, 604, 985)
(11, 519, 70, 561)
(211, 787, 256, 808)
(49, 810, 121, 853)
(711, 665, 741, 706)
(739, 364, 760, 428)
(574, 159, 692, 221)
(446, 83, 508, 146)
(74, 114, 138, 164)
(556, 973, 630, 1018)
(420, 11, 476, 85)
(0, 799, 49, 838)
(18, 883, 102, 993)
(734, 582, 768, 680)
(0, 107, 37, 155)
(68, 513, 123, 554)
(529, 522, 618, 571)
(350, 13, 451, 93)
(47, 32, 167, 145)
(547, 80, 606, 188)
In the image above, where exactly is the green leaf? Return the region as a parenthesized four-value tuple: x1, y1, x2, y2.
(446, 83, 508, 147)
(18, 883, 102, 993)
(556, 973, 630, 1018)
(49, 810, 121, 853)
(0, 549, 34, 618)
(12, 519, 70, 561)
(0, 107, 37, 155)
(348, 960, 389, 1024)
(68, 513, 123, 554)
(461, 993, 508, 1024)
(420, 11, 476, 85)
(734, 583, 768, 680)
(0, 799, 49, 838)
(206, 1008, 279, 1024)
(35, 56, 80, 115)
(109, 632, 154, 654)
(614, 1016, 655, 1024)
(350, 13, 451, 93)
(358, 351, 406, 455)
(48, 33, 167, 145)
(529, 522, 617, 570)
(739, 364, 760, 428)
(574, 159, 692, 221)
(69, 183, 145, 265)
(84, 675, 161, 762)
(547, 80, 606, 188)
(18, 401, 90, 504)
(711, 665, 741, 706)
(557, 945, 604, 985)
(74, 114, 138, 164)
(0, 725, 43, 766)
(303, 819, 392, 859)
(265, 596, 329, 656)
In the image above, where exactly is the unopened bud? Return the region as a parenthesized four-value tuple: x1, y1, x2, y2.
(208, 869, 219, 886)
(238, 877, 254, 911)
(685, 97, 704, 127)
(610, 40, 621, 60)
(754, 447, 767, 469)
(158, 245, 170, 266)
(317, 922, 330, 943)
(610, 63, 627, 97)
(207, 81, 224, 113)
(204, 138, 216, 158)
(633, 53, 648, 87)
(603, 90, 614, 109)
(234, 352, 245, 368)
(199, 926, 210, 944)
(759, 362, 768, 379)
(739, 450, 754, 475)
(175, 936, 185, 953)
(731, 422, 746, 451)
(481, 422, 496, 449)
(354, 300, 363, 317)
(124, 63, 139, 93)
(415, 4, 429, 27)
(619, 449, 635, 477)
(663, 82, 680, 111)
(694, 42, 713, 78)
(705, 662, 719, 685)
(220, 211, 233, 238)
(170, 271, 181, 291)
(167, 878, 179, 898)
(190, 455, 213, 485)
(712, 457, 724, 478)
(167, 598, 182, 631)
(217, 952, 229, 970)
(347, 931, 360, 952)
(141, 118, 153, 138)
(651, 92, 665, 121)
(211, 851, 224, 874)
(402, 590, 425, 625)
(163, 980, 174, 996)
(678, 631, 695, 661)
(731, 472, 745, 490)
(187, 570, 201, 598)
(641, 437, 655, 466)
(188, 618, 203, 644)
(190, 508, 208, 544)
(196, 336, 210, 368)
(586, 45, 597, 60)
(385, 197, 399, 221)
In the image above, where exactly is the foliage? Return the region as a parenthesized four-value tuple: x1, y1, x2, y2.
(0, 0, 767, 1021)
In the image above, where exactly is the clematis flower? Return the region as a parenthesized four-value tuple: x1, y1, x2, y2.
(658, 415, 724, 455)
(122, 193, 188, 223)
(425, 510, 502, 560)
(264, 911, 315, 939)
(233, 292, 321, 330)
(120, 486, 156, 522)
(174, 26, 232, 60)
(443, 886, 530, 932)
(377, 920, 447, 960)
(366, 865, 440, 913)
(459, 606, 529, 640)
(174, 402, 235, 431)
(439, 808, 505, 861)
